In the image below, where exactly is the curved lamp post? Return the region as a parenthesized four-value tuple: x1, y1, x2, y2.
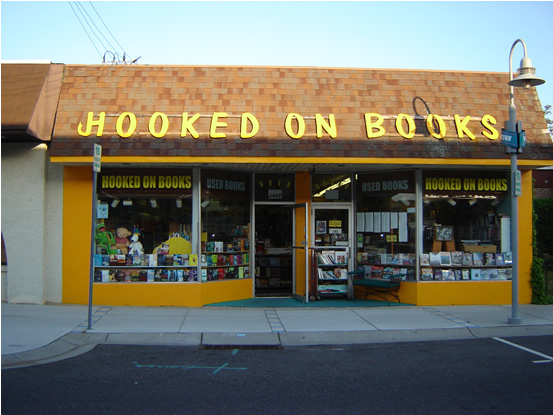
(505, 39, 545, 324)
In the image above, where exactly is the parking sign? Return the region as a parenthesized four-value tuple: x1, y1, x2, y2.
(93, 144, 102, 172)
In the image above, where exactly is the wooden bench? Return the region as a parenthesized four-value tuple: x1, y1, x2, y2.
(347, 270, 402, 304)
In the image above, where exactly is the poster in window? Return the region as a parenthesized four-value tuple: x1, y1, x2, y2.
(316, 221, 327, 234)
(97, 203, 109, 219)
(435, 225, 454, 241)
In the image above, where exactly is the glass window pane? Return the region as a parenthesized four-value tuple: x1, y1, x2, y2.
(355, 172, 416, 281)
(201, 170, 251, 281)
(312, 174, 352, 202)
(95, 168, 195, 283)
(422, 171, 510, 282)
(95, 197, 194, 282)
(255, 173, 295, 202)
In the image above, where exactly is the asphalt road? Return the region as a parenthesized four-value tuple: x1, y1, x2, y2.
(2, 336, 552, 415)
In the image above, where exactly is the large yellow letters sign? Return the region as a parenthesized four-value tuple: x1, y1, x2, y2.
(77, 111, 499, 141)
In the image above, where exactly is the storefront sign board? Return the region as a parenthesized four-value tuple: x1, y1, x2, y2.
(423, 171, 508, 195)
(76, 111, 500, 142)
(97, 168, 193, 197)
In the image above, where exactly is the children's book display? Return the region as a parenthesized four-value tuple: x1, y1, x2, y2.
(94, 223, 250, 283)
(419, 251, 512, 281)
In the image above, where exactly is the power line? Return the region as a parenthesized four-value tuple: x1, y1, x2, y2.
(68, 1, 103, 58)
(68, 1, 139, 64)
(73, 1, 109, 53)
(89, 1, 129, 60)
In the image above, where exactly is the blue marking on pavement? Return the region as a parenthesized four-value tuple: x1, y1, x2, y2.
(265, 309, 285, 333)
(132, 361, 247, 374)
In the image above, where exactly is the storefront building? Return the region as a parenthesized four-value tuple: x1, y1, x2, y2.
(3, 63, 552, 307)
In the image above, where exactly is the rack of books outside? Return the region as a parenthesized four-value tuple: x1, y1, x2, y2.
(356, 249, 416, 281)
(201, 237, 250, 281)
(420, 248, 513, 281)
(315, 247, 349, 298)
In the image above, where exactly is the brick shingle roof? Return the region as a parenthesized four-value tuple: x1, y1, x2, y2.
(50, 64, 552, 163)
(1, 63, 63, 142)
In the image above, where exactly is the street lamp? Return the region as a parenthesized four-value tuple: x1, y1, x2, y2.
(504, 39, 545, 324)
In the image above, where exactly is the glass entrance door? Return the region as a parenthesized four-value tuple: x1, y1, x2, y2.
(312, 206, 353, 299)
(313, 206, 352, 250)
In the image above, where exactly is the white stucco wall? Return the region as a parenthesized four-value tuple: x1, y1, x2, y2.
(43, 153, 64, 303)
(1, 143, 63, 303)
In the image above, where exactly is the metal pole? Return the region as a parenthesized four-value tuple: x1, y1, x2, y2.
(88, 170, 98, 330)
(508, 151, 521, 324)
(506, 40, 521, 324)
(305, 203, 309, 303)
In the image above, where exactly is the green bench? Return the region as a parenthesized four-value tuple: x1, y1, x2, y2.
(347, 270, 402, 304)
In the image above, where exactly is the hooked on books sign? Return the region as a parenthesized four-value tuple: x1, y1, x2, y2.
(97, 168, 193, 196)
(77, 111, 500, 141)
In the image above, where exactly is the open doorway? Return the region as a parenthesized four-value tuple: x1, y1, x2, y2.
(254, 205, 293, 297)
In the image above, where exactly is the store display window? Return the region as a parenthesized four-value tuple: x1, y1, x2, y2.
(312, 174, 352, 202)
(201, 170, 251, 281)
(421, 171, 512, 281)
(355, 171, 417, 281)
(94, 168, 195, 283)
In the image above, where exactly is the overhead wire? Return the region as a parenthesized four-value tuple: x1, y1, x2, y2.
(68, 1, 103, 59)
(73, 2, 109, 55)
(68, 1, 135, 64)
(89, 1, 132, 61)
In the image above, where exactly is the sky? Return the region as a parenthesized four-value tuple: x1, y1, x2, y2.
(1, 1, 553, 117)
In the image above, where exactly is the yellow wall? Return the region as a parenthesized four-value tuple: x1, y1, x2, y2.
(94, 283, 203, 307)
(92, 279, 253, 307)
(200, 279, 253, 305)
(294, 172, 311, 298)
(62, 167, 93, 304)
(377, 280, 516, 306)
(414, 281, 513, 305)
(518, 170, 533, 304)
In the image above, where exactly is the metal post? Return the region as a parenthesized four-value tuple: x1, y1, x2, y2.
(508, 150, 521, 324)
(88, 170, 98, 330)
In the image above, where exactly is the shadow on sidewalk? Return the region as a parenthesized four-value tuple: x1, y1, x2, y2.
(206, 297, 413, 308)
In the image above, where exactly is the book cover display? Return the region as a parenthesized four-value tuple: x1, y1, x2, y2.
(94, 226, 249, 283)
(415, 251, 513, 281)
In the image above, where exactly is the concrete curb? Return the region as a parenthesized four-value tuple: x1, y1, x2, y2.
(468, 324, 553, 339)
(1, 332, 107, 369)
(3, 325, 553, 369)
(202, 332, 281, 346)
(279, 328, 475, 346)
(104, 332, 202, 346)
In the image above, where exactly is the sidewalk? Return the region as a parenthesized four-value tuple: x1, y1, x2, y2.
(2, 301, 553, 369)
